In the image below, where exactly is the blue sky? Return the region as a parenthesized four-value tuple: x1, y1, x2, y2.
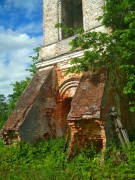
(0, 0, 43, 97)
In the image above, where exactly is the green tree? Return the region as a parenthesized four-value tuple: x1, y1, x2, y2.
(0, 94, 8, 129)
(7, 77, 31, 115)
(26, 46, 41, 76)
(68, 0, 135, 112)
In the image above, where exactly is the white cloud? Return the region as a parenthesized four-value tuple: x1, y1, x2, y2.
(16, 22, 43, 35)
(0, 28, 40, 51)
(0, 26, 42, 97)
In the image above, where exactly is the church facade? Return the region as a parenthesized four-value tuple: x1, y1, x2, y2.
(1, 0, 134, 156)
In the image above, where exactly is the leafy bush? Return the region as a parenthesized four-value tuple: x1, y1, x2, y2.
(0, 138, 135, 179)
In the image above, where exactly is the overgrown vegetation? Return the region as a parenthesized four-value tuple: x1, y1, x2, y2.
(0, 138, 135, 179)
(0, 95, 8, 129)
(0, 0, 135, 179)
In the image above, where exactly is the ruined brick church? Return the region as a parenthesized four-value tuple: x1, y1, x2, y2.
(1, 0, 135, 154)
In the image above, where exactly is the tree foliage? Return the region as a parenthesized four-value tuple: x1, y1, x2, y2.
(26, 46, 41, 76)
(0, 94, 8, 129)
(68, 0, 135, 112)
(7, 77, 31, 115)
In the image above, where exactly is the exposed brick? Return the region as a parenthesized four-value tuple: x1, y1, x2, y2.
(67, 70, 106, 157)
(1, 0, 135, 157)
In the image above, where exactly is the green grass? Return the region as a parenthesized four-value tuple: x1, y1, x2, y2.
(0, 138, 135, 180)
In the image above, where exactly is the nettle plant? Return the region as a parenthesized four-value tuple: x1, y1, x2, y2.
(56, 0, 135, 112)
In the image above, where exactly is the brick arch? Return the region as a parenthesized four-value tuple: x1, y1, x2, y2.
(55, 78, 80, 137)
(58, 77, 80, 98)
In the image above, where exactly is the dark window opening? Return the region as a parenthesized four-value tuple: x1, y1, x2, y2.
(61, 0, 83, 39)
(60, 97, 72, 133)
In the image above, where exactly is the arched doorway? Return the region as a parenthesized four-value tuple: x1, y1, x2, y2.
(56, 78, 79, 136)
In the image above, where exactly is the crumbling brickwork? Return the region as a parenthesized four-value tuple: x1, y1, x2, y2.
(2, 0, 134, 154)
(1, 67, 58, 144)
(1, 0, 107, 151)
(67, 69, 106, 157)
(55, 63, 81, 136)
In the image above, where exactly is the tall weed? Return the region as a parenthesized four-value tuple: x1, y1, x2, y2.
(0, 138, 135, 179)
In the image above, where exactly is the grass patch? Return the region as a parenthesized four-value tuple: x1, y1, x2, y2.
(0, 138, 135, 179)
